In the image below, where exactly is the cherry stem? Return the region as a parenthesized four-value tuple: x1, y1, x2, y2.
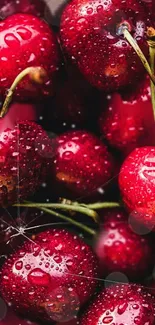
(36, 207, 96, 236)
(15, 202, 99, 223)
(82, 202, 121, 209)
(0, 66, 47, 118)
(123, 28, 155, 85)
(147, 27, 155, 120)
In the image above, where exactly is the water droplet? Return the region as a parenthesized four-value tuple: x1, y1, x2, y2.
(102, 316, 113, 324)
(118, 302, 128, 315)
(28, 268, 50, 286)
(25, 264, 31, 270)
(53, 255, 62, 263)
(87, 7, 93, 14)
(15, 261, 23, 270)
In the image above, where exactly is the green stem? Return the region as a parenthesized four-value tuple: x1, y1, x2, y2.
(37, 207, 96, 236)
(0, 66, 47, 118)
(148, 43, 155, 120)
(83, 201, 121, 209)
(123, 29, 155, 85)
(14, 202, 98, 222)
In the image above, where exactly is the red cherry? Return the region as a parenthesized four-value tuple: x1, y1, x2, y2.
(56, 320, 79, 325)
(0, 120, 52, 206)
(94, 208, 153, 280)
(99, 77, 155, 155)
(0, 229, 99, 322)
(0, 0, 45, 19)
(51, 130, 114, 197)
(0, 308, 38, 325)
(60, 0, 148, 91)
(119, 147, 155, 229)
(0, 13, 61, 100)
(80, 284, 155, 325)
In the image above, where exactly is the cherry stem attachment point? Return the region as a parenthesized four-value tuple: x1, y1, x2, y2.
(0, 66, 47, 118)
(123, 28, 155, 85)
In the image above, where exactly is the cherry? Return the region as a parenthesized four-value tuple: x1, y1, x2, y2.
(99, 77, 155, 155)
(0, 228, 99, 322)
(50, 130, 114, 197)
(0, 13, 61, 100)
(119, 147, 155, 230)
(60, 0, 148, 91)
(0, 307, 38, 325)
(80, 284, 155, 325)
(56, 320, 79, 325)
(0, 120, 52, 206)
(94, 208, 153, 280)
(0, 0, 46, 19)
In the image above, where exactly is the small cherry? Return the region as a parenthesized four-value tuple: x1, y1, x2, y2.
(0, 228, 99, 322)
(60, 0, 149, 91)
(80, 284, 155, 325)
(119, 147, 155, 230)
(50, 130, 114, 197)
(0, 13, 61, 100)
(94, 208, 153, 280)
(0, 0, 46, 19)
(99, 76, 155, 156)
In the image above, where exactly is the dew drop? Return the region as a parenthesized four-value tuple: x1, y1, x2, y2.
(28, 268, 50, 286)
(102, 316, 113, 324)
(15, 261, 23, 270)
(118, 302, 128, 315)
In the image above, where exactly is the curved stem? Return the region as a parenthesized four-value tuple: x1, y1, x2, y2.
(149, 46, 155, 119)
(0, 66, 47, 118)
(15, 202, 99, 223)
(37, 207, 96, 236)
(123, 29, 155, 85)
(83, 201, 121, 209)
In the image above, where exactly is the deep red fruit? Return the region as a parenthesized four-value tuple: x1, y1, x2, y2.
(0, 120, 52, 206)
(0, 102, 40, 132)
(51, 130, 114, 197)
(56, 320, 79, 325)
(1, 229, 99, 322)
(0, 308, 38, 325)
(60, 0, 148, 91)
(119, 147, 155, 229)
(80, 284, 155, 325)
(95, 208, 153, 279)
(99, 77, 155, 155)
(0, 13, 61, 99)
(0, 0, 45, 19)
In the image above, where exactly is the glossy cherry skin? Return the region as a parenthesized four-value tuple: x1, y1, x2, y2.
(0, 307, 38, 325)
(0, 120, 52, 206)
(51, 130, 114, 197)
(0, 14, 61, 100)
(119, 147, 155, 230)
(60, 0, 148, 91)
(80, 284, 155, 325)
(0, 0, 45, 19)
(0, 229, 99, 323)
(99, 77, 155, 155)
(94, 208, 153, 280)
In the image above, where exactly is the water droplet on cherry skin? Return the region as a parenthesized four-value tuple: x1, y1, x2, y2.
(15, 260, 23, 270)
(28, 268, 51, 286)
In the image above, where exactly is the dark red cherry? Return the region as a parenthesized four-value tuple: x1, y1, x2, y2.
(80, 284, 155, 325)
(0, 0, 46, 19)
(0, 307, 38, 325)
(0, 13, 61, 100)
(119, 146, 155, 230)
(60, 0, 148, 91)
(94, 208, 153, 280)
(99, 77, 155, 155)
(1, 229, 99, 322)
(50, 130, 114, 197)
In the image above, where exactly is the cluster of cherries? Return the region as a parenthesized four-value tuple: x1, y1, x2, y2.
(0, 0, 155, 325)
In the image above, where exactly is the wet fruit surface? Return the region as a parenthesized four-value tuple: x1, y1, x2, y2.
(0, 229, 99, 322)
(0, 13, 61, 99)
(50, 130, 114, 196)
(119, 147, 155, 229)
(80, 284, 155, 325)
(0, 0, 46, 19)
(95, 208, 153, 279)
(60, 0, 148, 91)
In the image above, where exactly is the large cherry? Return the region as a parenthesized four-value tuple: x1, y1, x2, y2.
(0, 229, 99, 322)
(0, 13, 61, 100)
(119, 147, 155, 230)
(60, 0, 148, 91)
(99, 77, 155, 155)
(0, 0, 46, 19)
(51, 130, 114, 197)
(94, 208, 153, 280)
